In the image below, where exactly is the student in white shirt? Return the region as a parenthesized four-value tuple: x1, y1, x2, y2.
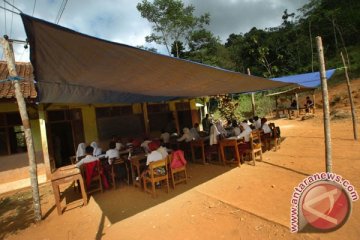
(253, 116, 262, 130)
(177, 128, 193, 142)
(90, 141, 102, 157)
(261, 118, 272, 135)
(232, 120, 241, 137)
(75, 146, 99, 168)
(141, 139, 152, 153)
(190, 123, 200, 140)
(105, 141, 120, 164)
(160, 129, 170, 144)
(76, 143, 86, 162)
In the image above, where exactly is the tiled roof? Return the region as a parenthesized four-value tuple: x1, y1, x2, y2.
(0, 61, 37, 99)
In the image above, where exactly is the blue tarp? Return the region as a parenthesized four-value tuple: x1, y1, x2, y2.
(271, 69, 336, 87)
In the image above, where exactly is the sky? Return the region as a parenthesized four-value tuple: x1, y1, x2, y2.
(0, 0, 309, 62)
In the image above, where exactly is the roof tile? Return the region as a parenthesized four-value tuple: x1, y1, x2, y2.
(0, 61, 37, 99)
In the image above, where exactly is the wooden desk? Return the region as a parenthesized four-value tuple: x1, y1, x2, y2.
(51, 165, 87, 215)
(128, 153, 147, 188)
(190, 139, 206, 164)
(219, 137, 243, 167)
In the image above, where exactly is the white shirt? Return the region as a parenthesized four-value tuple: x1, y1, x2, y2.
(210, 124, 220, 145)
(254, 119, 262, 130)
(262, 123, 272, 134)
(177, 128, 193, 142)
(156, 146, 169, 159)
(190, 127, 200, 140)
(146, 150, 163, 165)
(75, 155, 98, 168)
(160, 132, 170, 143)
(141, 140, 152, 153)
(233, 127, 241, 136)
(237, 128, 252, 142)
(115, 142, 124, 151)
(76, 143, 86, 161)
(90, 141, 102, 157)
(105, 148, 120, 164)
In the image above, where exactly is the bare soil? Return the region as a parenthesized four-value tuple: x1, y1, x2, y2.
(1, 79, 360, 240)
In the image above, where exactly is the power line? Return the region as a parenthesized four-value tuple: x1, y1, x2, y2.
(0, 5, 19, 15)
(32, 0, 36, 16)
(9, 0, 14, 37)
(55, 0, 69, 24)
(3, 0, 22, 13)
(3, 1, 7, 35)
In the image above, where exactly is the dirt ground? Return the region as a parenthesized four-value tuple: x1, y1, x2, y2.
(1, 80, 360, 240)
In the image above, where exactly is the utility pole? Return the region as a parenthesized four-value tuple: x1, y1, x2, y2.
(1, 37, 42, 221)
(341, 51, 358, 140)
(316, 36, 332, 173)
(247, 68, 256, 116)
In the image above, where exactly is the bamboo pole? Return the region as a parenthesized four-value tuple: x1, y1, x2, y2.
(316, 36, 332, 173)
(295, 93, 299, 117)
(247, 68, 256, 116)
(1, 37, 42, 221)
(341, 51, 358, 140)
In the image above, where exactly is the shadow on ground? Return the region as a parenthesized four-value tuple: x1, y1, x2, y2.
(92, 162, 234, 224)
(0, 185, 52, 239)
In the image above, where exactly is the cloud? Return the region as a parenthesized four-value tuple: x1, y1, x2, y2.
(185, 0, 309, 42)
(0, 0, 309, 61)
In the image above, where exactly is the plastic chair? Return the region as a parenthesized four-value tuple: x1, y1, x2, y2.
(169, 150, 188, 189)
(143, 158, 169, 198)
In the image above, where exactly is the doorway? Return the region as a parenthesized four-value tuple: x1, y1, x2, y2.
(50, 122, 74, 167)
(47, 109, 85, 168)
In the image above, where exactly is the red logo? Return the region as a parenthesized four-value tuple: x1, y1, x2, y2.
(301, 181, 351, 231)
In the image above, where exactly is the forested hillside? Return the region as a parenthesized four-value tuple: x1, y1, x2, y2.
(139, 0, 360, 78)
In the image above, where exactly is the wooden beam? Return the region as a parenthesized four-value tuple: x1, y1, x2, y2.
(142, 102, 150, 135)
(247, 68, 256, 116)
(1, 37, 42, 221)
(316, 36, 332, 173)
(38, 104, 52, 180)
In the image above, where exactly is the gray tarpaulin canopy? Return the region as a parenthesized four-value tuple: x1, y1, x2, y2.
(21, 14, 290, 104)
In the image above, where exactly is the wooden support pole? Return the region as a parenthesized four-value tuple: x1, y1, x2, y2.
(341, 51, 358, 140)
(1, 37, 42, 221)
(142, 102, 150, 135)
(312, 93, 316, 114)
(38, 104, 52, 179)
(247, 68, 256, 116)
(316, 36, 332, 173)
(295, 93, 299, 117)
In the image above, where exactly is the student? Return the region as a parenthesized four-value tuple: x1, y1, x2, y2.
(177, 128, 193, 142)
(232, 120, 241, 137)
(202, 114, 211, 133)
(237, 123, 252, 155)
(253, 116, 261, 130)
(75, 146, 98, 168)
(304, 96, 314, 113)
(160, 129, 170, 145)
(190, 123, 200, 140)
(105, 141, 120, 164)
(90, 141, 102, 157)
(261, 118, 272, 135)
(76, 142, 86, 162)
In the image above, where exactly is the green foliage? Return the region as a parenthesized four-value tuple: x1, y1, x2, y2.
(137, 0, 210, 56)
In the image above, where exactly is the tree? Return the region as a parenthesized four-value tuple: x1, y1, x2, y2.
(137, 0, 210, 57)
(171, 40, 185, 58)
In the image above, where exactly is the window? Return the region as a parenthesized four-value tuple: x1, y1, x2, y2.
(0, 112, 27, 155)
